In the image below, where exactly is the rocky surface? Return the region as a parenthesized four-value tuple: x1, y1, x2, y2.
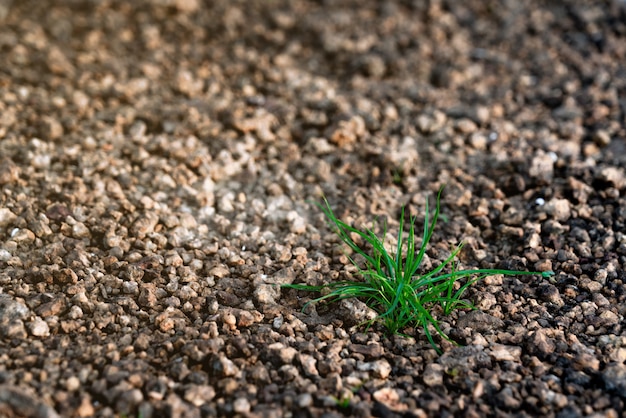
(0, 0, 625, 416)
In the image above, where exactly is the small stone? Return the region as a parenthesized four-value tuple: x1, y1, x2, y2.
(269, 342, 298, 365)
(496, 387, 522, 410)
(573, 350, 600, 371)
(10, 228, 35, 244)
(39, 116, 64, 140)
(597, 167, 625, 189)
(131, 213, 159, 239)
(213, 354, 239, 377)
(455, 118, 477, 134)
(593, 129, 611, 147)
(249, 363, 270, 384)
(221, 312, 236, 327)
(598, 310, 620, 327)
(174, 69, 203, 97)
(115, 388, 144, 413)
(0, 295, 29, 338)
(296, 393, 313, 408)
(489, 344, 522, 362)
(45, 203, 72, 221)
(208, 265, 230, 279)
(580, 277, 603, 293)
(46, 46, 75, 76)
(122, 281, 139, 295)
(184, 385, 216, 406)
(138, 285, 158, 308)
(156, 315, 175, 332)
(528, 329, 555, 357)
(233, 397, 251, 414)
(134, 333, 151, 351)
(422, 363, 444, 386)
(528, 152, 554, 183)
(279, 364, 299, 381)
(612, 348, 626, 364)
(357, 359, 391, 379)
(439, 345, 492, 371)
(469, 133, 488, 150)
(349, 343, 383, 359)
(36, 298, 67, 317)
(602, 363, 626, 396)
(76, 395, 95, 417)
(0, 208, 17, 228)
(66, 376, 80, 392)
(0, 249, 11, 262)
(232, 309, 258, 327)
(457, 310, 504, 332)
(534, 259, 553, 273)
(29, 317, 50, 337)
(417, 114, 435, 133)
(537, 284, 564, 307)
(29, 219, 52, 237)
(174, 0, 200, 13)
(372, 387, 400, 406)
(287, 211, 307, 234)
(330, 116, 365, 147)
(297, 353, 318, 377)
(543, 199, 571, 222)
(339, 298, 377, 324)
(55, 268, 78, 285)
(252, 278, 278, 308)
(358, 53, 386, 78)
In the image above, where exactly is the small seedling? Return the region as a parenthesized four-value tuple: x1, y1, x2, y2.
(283, 187, 553, 353)
(331, 394, 352, 409)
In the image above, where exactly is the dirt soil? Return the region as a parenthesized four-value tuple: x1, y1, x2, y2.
(1, 0, 625, 417)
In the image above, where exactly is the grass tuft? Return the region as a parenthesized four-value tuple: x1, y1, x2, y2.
(283, 187, 553, 353)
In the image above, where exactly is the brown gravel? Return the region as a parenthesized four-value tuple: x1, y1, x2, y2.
(1, 0, 626, 417)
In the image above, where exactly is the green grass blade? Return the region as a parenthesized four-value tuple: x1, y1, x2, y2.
(285, 188, 554, 354)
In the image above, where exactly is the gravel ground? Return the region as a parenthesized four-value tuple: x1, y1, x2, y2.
(1, 0, 626, 417)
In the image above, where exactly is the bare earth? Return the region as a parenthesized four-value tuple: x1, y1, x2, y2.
(0, 0, 625, 417)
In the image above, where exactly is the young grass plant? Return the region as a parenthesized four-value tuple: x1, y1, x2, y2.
(283, 187, 553, 353)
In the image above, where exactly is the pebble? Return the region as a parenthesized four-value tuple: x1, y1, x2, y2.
(0, 208, 17, 228)
(39, 116, 64, 140)
(0, 249, 11, 262)
(543, 199, 571, 222)
(268, 343, 298, 365)
(297, 353, 319, 377)
(233, 397, 251, 414)
(372, 387, 400, 406)
(10, 228, 35, 244)
(422, 363, 444, 386)
(28, 317, 50, 337)
(456, 310, 504, 332)
(528, 329, 556, 357)
(183, 385, 216, 406)
(0, 158, 20, 184)
(601, 363, 626, 396)
(439, 345, 492, 371)
(349, 343, 383, 359)
(489, 345, 522, 362)
(528, 152, 554, 183)
(357, 359, 391, 379)
(213, 354, 239, 378)
(296, 393, 313, 408)
(131, 213, 160, 239)
(35, 298, 67, 317)
(496, 387, 522, 410)
(0, 295, 30, 338)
